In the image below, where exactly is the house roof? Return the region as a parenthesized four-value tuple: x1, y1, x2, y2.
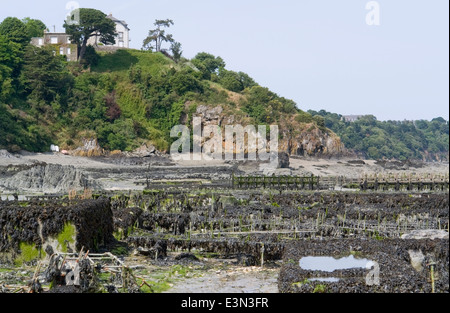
(107, 14, 130, 30)
(44, 32, 70, 36)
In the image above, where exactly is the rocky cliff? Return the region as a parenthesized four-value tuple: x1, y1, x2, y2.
(194, 105, 347, 158)
(279, 123, 346, 157)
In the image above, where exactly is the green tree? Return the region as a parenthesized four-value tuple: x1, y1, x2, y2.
(0, 103, 53, 152)
(217, 69, 257, 92)
(296, 111, 313, 124)
(83, 45, 100, 67)
(142, 19, 174, 52)
(237, 71, 257, 89)
(0, 17, 30, 45)
(313, 115, 326, 128)
(20, 45, 73, 104)
(367, 146, 380, 159)
(192, 52, 225, 78)
(168, 68, 203, 95)
(242, 86, 275, 124)
(218, 69, 243, 92)
(0, 35, 23, 101)
(309, 109, 449, 161)
(170, 41, 182, 62)
(64, 8, 117, 61)
(22, 17, 47, 38)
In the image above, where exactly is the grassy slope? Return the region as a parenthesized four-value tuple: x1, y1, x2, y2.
(0, 48, 335, 155)
(88, 49, 337, 154)
(92, 49, 173, 74)
(91, 50, 176, 151)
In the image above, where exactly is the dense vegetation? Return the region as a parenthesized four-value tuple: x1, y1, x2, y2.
(0, 15, 311, 154)
(1, 14, 448, 162)
(308, 110, 449, 161)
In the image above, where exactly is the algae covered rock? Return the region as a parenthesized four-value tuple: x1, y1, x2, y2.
(0, 198, 114, 264)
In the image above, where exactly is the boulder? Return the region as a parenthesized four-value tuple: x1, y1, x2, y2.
(408, 250, 425, 272)
(132, 143, 156, 157)
(0, 149, 19, 159)
(72, 138, 104, 157)
(401, 230, 449, 240)
(278, 152, 290, 168)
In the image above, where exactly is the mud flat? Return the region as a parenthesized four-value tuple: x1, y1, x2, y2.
(0, 189, 448, 293)
(0, 151, 448, 293)
(1, 151, 448, 195)
(164, 266, 279, 293)
(120, 190, 448, 293)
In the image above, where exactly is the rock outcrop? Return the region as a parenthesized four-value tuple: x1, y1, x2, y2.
(279, 123, 346, 157)
(72, 138, 104, 157)
(194, 105, 347, 158)
(130, 143, 156, 157)
(0, 163, 91, 193)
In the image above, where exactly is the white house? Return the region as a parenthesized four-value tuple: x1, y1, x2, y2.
(87, 14, 130, 48)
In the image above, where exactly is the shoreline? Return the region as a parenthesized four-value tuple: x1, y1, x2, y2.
(1, 150, 448, 196)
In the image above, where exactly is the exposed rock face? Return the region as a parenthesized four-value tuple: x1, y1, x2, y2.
(72, 138, 104, 157)
(196, 105, 223, 123)
(279, 124, 346, 157)
(194, 105, 347, 158)
(131, 143, 156, 157)
(0, 163, 90, 193)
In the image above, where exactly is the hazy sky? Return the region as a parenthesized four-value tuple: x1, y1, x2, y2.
(1, 0, 449, 121)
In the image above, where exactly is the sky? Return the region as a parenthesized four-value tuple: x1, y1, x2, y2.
(1, 0, 449, 121)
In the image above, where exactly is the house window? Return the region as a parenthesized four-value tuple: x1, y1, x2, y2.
(67, 47, 71, 55)
(118, 32, 124, 40)
(60, 47, 65, 55)
(50, 36, 58, 44)
(67, 37, 71, 44)
(38, 38, 43, 46)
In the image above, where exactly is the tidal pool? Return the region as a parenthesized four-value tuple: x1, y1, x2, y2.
(1, 195, 28, 201)
(299, 255, 374, 272)
(309, 277, 340, 282)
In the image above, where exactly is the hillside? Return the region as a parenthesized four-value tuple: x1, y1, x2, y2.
(1, 41, 344, 158)
(2, 16, 447, 162)
(309, 110, 449, 162)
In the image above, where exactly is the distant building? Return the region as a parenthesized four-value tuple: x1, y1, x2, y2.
(30, 32, 78, 61)
(30, 13, 130, 60)
(342, 115, 365, 123)
(87, 14, 130, 48)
